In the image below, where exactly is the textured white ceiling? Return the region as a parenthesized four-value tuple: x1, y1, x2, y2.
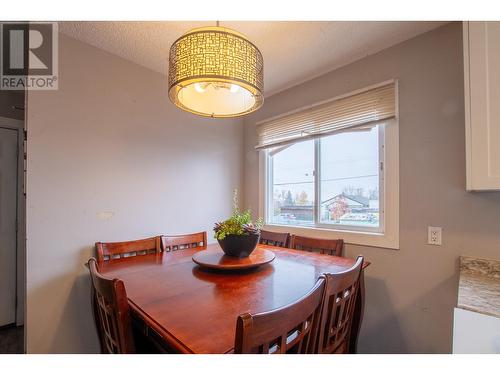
(59, 21, 447, 95)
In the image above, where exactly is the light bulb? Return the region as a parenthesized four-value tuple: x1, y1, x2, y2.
(230, 84, 240, 93)
(194, 83, 206, 93)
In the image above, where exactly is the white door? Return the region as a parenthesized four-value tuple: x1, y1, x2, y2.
(0, 127, 18, 326)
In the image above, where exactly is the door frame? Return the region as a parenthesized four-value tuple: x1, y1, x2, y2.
(0, 116, 25, 327)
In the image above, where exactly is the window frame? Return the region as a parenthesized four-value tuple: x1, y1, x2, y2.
(259, 118, 399, 250)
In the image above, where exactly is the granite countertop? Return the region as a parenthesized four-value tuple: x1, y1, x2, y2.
(458, 256, 500, 318)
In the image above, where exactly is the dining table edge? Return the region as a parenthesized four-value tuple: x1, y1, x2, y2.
(129, 300, 195, 354)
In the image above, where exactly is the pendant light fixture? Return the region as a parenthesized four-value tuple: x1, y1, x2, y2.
(168, 22, 264, 118)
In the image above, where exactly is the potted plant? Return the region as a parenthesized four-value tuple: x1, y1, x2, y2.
(214, 190, 263, 258)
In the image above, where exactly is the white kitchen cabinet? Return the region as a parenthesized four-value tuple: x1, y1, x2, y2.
(453, 308, 500, 353)
(464, 22, 500, 190)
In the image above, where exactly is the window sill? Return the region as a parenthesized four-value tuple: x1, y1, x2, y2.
(263, 223, 399, 250)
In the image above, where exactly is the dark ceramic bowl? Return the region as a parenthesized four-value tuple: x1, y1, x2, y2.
(217, 233, 260, 258)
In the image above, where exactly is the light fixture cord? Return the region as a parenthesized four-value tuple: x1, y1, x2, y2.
(216, 20, 220, 27)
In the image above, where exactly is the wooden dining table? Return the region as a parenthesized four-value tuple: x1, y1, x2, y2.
(98, 243, 368, 354)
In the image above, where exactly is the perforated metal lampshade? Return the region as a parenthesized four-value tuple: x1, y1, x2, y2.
(168, 26, 264, 118)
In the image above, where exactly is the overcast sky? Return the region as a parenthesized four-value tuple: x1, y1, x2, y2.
(272, 126, 380, 204)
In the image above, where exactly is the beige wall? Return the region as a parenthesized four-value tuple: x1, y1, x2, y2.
(244, 22, 500, 353)
(26, 34, 244, 353)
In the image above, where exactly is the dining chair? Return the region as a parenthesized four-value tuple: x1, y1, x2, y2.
(234, 276, 326, 354)
(290, 235, 344, 257)
(95, 236, 162, 263)
(161, 231, 207, 252)
(88, 257, 135, 354)
(315, 256, 364, 354)
(259, 229, 291, 248)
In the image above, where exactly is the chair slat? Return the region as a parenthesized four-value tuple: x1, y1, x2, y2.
(290, 235, 344, 257)
(234, 277, 325, 354)
(161, 231, 207, 252)
(259, 230, 291, 248)
(316, 256, 364, 354)
(95, 236, 161, 263)
(88, 257, 135, 354)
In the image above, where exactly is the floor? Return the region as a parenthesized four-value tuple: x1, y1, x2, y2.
(0, 325, 24, 354)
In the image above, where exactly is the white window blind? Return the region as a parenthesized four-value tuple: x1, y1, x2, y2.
(255, 82, 396, 149)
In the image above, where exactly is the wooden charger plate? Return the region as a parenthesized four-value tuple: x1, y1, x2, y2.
(192, 248, 275, 271)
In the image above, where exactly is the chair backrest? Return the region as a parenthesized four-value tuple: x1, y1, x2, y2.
(290, 235, 344, 257)
(316, 256, 364, 354)
(234, 277, 326, 354)
(161, 231, 207, 252)
(259, 229, 291, 248)
(88, 257, 135, 354)
(95, 236, 161, 263)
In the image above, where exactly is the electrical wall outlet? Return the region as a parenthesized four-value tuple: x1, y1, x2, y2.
(428, 226, 442, 246)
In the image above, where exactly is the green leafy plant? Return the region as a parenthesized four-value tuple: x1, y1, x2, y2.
(214, 189, 264, 240)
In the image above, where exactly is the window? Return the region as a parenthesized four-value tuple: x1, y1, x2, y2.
(258, 82, 399, 249)
(267, 125, 383, 232)
(268, 139, 315, 227)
